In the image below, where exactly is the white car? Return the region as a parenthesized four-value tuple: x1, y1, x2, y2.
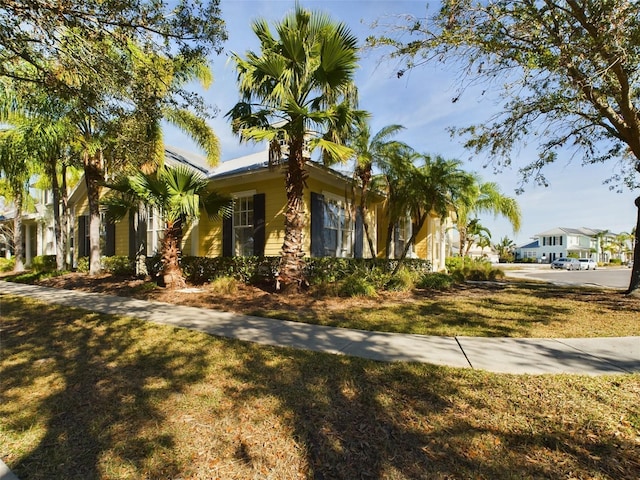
(578, 258, 597, 270)
(551, 257, 581, 270)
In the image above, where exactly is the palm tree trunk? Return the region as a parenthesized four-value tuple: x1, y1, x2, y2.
(60, 163, 71, 270)
(278, 141, 308, 293)
(385, 221, 394, 261)
(47, 159, 65, 271)
(12, 189, 24, 273)
(161, 219, 186, 290)
(626, 195, 640, 296)
(83, 151, 103, 275)
(358, 165, 376, 257)
(392, 214, 426, 276)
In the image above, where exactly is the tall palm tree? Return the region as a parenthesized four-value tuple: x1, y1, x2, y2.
(349, 119, 405, 256)
(455, 179, 521, 257)
(102, 164, 231, 289)
(227, 5, 360, 292)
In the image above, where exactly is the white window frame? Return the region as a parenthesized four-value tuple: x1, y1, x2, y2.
(146, 206, 164, 256)
(322, 192, 354, 258)
(232, 190, 256, 257)
(394, 214, 413, 258)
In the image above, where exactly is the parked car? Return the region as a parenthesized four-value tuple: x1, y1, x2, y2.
(578, 258, 597, 270)
(629, 260, 634, 268)
(551, 257, 581, 270)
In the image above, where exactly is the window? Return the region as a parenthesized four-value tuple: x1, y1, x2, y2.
(394, 215, 412, 258)
(233, 195, 254, 257)
(146, 206, 163, 255)
(323, 197, 353, 257)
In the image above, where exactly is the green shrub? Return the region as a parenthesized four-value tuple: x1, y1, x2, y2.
(180, 256, 280, 284)
(76, 257, 89, 273)
(102, 256, 135, 275)
(305, 257, 431, 285)
(446, 256, 505, 282)
(0, 258, 15, 272)
(417, 272, 454, 290)
(385, 268, 417, 292)
(337, 275, 377, 297)
(31, 255, 56, 272)
(208, 276, 239, 295)
(609, 258, 622, 265)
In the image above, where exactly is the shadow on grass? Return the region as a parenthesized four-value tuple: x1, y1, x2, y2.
(0, 296, 210, 480)
(226, 347, 640, 479)
(2, 292, 639, 479)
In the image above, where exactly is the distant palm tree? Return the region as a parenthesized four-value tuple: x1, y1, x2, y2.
(455, 179, 521, 257)
(227, 5, 360, 292)
(593, 229, 610, 263)
(614, 232, 633, 260)
(464, 218, 492, 257)
(494, 236, 516, 261)
(103, 165, 231, 289)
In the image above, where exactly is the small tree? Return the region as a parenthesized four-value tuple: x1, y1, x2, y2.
(103, 164, 232, 289)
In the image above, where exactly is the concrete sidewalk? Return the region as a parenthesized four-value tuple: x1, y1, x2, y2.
(1, 281, 638, 375)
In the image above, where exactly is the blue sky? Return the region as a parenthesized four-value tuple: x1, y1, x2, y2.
(163, 0, 639, 246)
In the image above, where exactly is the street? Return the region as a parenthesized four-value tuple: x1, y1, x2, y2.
(503, 265, 633, 289)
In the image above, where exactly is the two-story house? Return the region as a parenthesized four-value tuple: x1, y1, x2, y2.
(516, 227, 616, 263)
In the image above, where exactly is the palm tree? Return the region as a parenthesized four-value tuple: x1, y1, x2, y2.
(593, 229, 610, 263)
(102, 164, 231, 289)
(374, 144, 419, 260)
(227, 5, 360, 292)
(378, 152, 474, 274)
(349, 119, 405, 256)
(0, 131, 38, 272)
(0, 84, 80, 271)
(614, 232, 633, 260)
(494, 236, 516, 262)
(455, 179, 521, 257)
(463, 218, 492, 257)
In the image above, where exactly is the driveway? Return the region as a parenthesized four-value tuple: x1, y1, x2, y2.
(504, 264, 632, 289)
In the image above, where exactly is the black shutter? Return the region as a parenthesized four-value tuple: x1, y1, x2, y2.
(394, 223, 401, 259)
(354, 206, 364, 258)
(137, 211, 147, 257)
(78, 216, 87, 257)
(104, 221, 116, 256)
(310, 192, 325, 257)
(128, 213, 136, 258)
(253, 193, 266, 257)
(222, 214, 233, 257)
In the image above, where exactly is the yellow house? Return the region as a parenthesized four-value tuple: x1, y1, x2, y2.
(68, 146, 450, 271)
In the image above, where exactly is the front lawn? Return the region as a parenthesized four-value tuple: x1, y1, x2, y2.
(29, 272, 640, 338)
(1, 295, 639, 479)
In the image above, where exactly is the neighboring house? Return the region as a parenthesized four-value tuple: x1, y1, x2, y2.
(0, 187, 57, 266)
(516, 240, 539, 261)
(26, 145, 453, 271)
(515, 227, 618, 263)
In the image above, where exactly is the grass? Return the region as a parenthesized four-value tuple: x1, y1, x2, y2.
(250, 283, 640, 338)
(1, 295, 639, 479)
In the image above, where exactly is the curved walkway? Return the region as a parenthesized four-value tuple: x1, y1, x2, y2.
(1, 281, 639, 375)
